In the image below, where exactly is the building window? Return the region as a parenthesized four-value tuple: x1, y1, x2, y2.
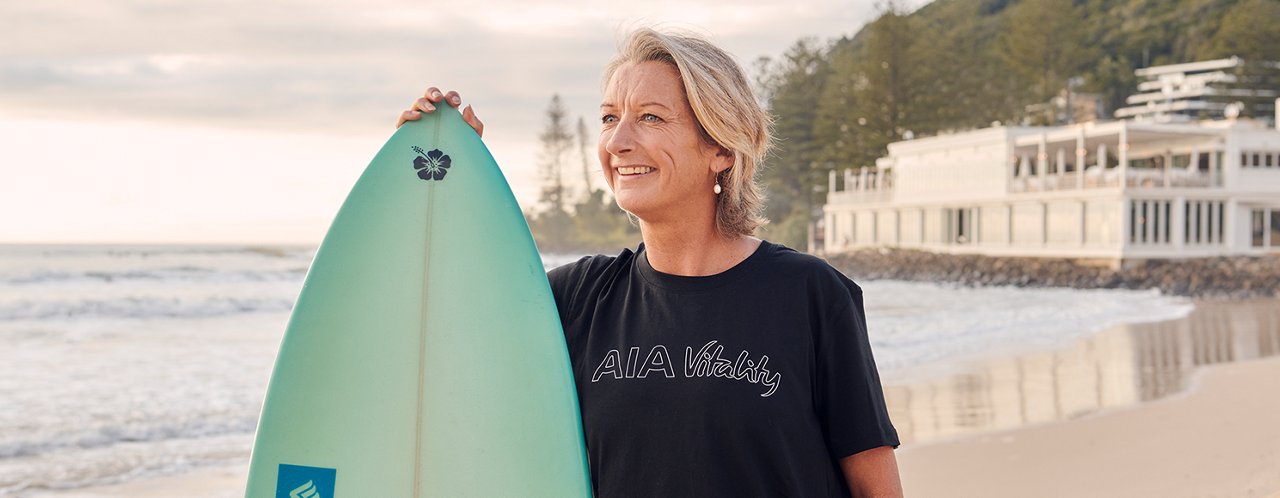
(1130, 202, 1138, 243)
(1163, 201, 1171, 243)
(1253, 210, 1266, 248)
(1185, 200, 1226, 245)
(1218, 203, 1225, 244)
(1272, 209, 1280, 248)
(943, 207, 977, 245)
(1241, 151, 1280, 168)
(1130, 200, 1172, 245)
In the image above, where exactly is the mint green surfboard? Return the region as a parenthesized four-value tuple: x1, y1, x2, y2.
(244, 106, 592, 497)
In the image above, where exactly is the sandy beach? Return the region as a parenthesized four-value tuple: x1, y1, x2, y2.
(893, 298, 1280, 497)
(899, 354, 1280, 497)
(19, 298, 1280, 498)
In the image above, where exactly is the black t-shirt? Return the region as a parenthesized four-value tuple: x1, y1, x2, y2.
(547, 241, 899, 498)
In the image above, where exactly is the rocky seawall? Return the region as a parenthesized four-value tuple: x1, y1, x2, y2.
(824, 249, 1280, 299)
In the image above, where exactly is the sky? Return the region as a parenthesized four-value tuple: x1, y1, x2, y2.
(0, 0, 928, 244)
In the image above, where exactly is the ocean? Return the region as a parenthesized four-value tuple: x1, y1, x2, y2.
(0, 245, 1193, 495)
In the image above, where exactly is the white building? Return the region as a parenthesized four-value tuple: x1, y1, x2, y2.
(821, 109, 1280, 262)
(1115, 57, 1278, 123)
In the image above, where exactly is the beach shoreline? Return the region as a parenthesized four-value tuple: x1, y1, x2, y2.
(27, 357, 1280, 498)
(828, 249, 1280, 299)
(18, 298, 1280, 497)
(898, 353, 1280, 498)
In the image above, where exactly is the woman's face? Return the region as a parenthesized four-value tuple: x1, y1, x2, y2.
(598, 61, 730, 224)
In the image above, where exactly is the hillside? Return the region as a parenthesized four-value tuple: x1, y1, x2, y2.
(755, 0, 1280, 248)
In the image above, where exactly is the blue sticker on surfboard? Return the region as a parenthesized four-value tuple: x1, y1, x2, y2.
(276, 464, 336, 498)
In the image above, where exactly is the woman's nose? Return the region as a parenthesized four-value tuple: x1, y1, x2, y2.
(604, 120, 635, 156)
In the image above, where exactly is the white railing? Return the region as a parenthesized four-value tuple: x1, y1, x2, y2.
(1123, 168, 1216, 188)
(1010, 167, 1218, 193)
(828, 169, 894, 204)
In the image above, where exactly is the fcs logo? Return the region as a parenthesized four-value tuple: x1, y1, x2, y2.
(276, 464, 335, 498)
(290, 480, 320, 498)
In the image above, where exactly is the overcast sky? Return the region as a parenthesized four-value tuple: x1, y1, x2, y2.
(0, 0, 928, 244)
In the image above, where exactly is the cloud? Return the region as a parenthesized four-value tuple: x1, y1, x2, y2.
(1, 0, 939, 242)
(1, 0, 910, 132)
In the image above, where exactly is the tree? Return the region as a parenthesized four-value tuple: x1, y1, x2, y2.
(530, 94, 574, 252)
(853, 3, 930, 148)
(757, 38, 831, 248)
(754, 0, 1269, 252)
(539, 94, 572, 215)
(1199, 0, 1280, 62)
(576, 116, 593, 197)
(1000, 0, 1088, 116)
(814, 39, 873, 170)
(921, 4, 1024, 131)
(1086, 54, 1138, 119)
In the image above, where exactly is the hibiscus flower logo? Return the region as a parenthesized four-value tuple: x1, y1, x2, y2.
(411, 146, 451, 181)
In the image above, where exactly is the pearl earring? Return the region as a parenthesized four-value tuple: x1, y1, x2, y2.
(713, 182, 722, 194)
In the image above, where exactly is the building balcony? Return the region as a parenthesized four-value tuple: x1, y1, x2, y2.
(1009, 167, 1220, 193)
(827, 168, 894, 204)
(827, 189, 893, 204)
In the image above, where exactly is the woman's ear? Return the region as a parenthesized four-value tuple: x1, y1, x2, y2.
(711, 147, 734, 174)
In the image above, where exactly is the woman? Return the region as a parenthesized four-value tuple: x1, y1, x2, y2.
(399, 28, 902, 498)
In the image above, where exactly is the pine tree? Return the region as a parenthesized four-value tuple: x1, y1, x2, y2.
(539, 94, 572, 215)
(530, 94, 574, 252)
(576, 116, 593, 198)
(758, 38, 831, 248)
(1000, 0, 1088, 117)
(854, 3, 925, 147)
(814, 40, 871, 170)
(1199, 0, 1280, 62)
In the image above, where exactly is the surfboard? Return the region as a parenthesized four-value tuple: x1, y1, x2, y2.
(244, 105, 592, 497)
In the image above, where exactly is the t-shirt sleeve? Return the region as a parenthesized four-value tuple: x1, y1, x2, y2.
(546, 257, 591, 325)
(814, 279, 900, 458)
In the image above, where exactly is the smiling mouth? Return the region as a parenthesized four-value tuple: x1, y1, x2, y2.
(617, 166, 655, 175)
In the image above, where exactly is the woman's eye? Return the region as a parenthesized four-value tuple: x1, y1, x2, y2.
(641, 114, 662, 123)
(601, 114, 618, 124)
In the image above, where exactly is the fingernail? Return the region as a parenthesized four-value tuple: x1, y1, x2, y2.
(432, 91, 442, 99)
(450, 96, 460, 105)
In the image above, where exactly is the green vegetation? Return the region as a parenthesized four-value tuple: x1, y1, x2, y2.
(528, 0, 1280, 252)
(755, 0, 1280, 248)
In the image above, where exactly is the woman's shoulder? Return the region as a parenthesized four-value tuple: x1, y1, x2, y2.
(760, 241, 859, 286)
(546, 246, 639, 303)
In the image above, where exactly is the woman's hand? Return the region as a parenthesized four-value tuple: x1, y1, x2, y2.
(396, 87, 484, 137)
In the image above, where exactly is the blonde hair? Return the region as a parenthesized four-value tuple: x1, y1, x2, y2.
(603, 27, 772, 237)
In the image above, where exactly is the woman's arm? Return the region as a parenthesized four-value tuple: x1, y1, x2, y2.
(840, 446, 903, 498)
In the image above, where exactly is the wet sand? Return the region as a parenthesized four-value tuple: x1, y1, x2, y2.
(894, 298, 1280, 497)
(23, 298, 1280, 497)
(897, 354, 1280, 497)
(19, 465, 245, 498)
